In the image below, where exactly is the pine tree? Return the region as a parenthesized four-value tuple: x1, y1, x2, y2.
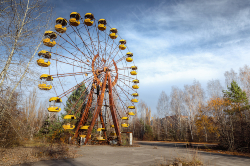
(223, 80, 250, 114)
(63, 83, 88, 120)
(222, 80, 250, 151)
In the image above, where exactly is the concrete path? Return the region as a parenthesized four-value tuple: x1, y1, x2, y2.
(17, 141, 250, 166)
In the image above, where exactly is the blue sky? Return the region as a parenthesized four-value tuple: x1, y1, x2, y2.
(43, 0, 250, 115)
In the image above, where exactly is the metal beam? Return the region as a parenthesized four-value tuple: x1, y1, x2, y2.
(74, 87, 94, 138)
(108, 72, 122, 145)
(84, 72, 108, 145)
(99, 111, 107, 139)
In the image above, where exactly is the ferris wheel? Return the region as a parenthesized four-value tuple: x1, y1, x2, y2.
(37, 12, 139, 145)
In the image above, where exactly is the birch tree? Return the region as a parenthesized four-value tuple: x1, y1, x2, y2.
(239, 65, 250, 99)
(183, 80, 205, 141)
(224, 68, 238, 88)
(170, 86, 184, 140)
(0, 0, 52, 142)
(207, 79, 223, 99)
(156, 91, 170, 139)
(156, 91, 170, 117)
(0, 0, 52, 91)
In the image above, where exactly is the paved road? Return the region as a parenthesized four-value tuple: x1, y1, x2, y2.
(17, 141, 250, 166)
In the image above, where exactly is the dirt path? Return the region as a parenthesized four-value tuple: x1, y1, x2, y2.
(16, 141, 250, 166)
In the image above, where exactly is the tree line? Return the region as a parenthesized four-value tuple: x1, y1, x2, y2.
(130, 65, 250, 152)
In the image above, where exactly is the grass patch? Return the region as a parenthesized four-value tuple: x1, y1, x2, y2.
(0, 139, 81, 166)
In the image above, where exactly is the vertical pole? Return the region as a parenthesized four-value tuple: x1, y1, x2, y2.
(84, 72, 108, 145)
(97, 85, 107, 140)
(99, 111, 107, 139)
(108, 72, 122, 145)
(129, 133, 132, 145)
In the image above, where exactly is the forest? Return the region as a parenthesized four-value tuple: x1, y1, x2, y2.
(132, 66, 250, 153)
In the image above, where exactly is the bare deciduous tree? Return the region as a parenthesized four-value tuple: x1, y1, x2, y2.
(156, 91, 170, 117)
(170, 86, 184, 140)
(183, 80, 205, 141)
(0, 0, 52, 142)
(207, 79, 223, 99)
(224, 68, 238, 88)
(0, 0, 52, 91)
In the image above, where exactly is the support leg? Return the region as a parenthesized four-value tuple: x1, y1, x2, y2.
(108, 72, 122, 145)
(99, 111, 107, 139)
(84, 72, 108, 145)
(74, 88, 94, 138)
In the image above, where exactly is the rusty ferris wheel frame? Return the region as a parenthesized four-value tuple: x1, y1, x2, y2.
(39, 12, 138, 145)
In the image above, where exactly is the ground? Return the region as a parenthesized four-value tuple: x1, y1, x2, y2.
(11, 141, 250, 166)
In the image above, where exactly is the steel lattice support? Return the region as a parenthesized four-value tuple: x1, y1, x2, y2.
(74, 87, 94, 138)
(99, 111, 107, 139)
(108, 72, 122, 145)
(84, 72, 108, 145)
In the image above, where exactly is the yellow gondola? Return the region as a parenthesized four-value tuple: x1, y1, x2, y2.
(48, 97, 62, 112)
(37, 50, 51, 67)
(126, 57, 133, 62)
(110, 125, 114, 128)
(121, 123, 129, 127)
(128, 112, 135, 116)
(132, 85, 139, 89)
(37, 58, 51, 67)
(84, 13, 94, 26)
(55, 17, 67, 33)
(132, 79, 139, 83)
(40, 74, 53, 80)
(119, 39, 126, 50)
(119, 44, 126, 50)
(96, 136, 105, 140)
(128, 106, 135, 109)
(131, 66, 137, 70)
(69, 12, 80, 26)
(132, 93, 139, 97)
(38, 50, 51, 59)
(48, 107, 61, 112)
(43, 31, 57, 47)
(126, 52, 133, 57)
(38, 74, 53, 90)
(109, 28, 118, 39)
(64, 115, 76, 119)
(97, 128, 105, 131)
(49, 97, 62, 102)
(131, 98, 139, 103)
(121, 117, 129, 120)
(80, 126, 89, 129)
(98, 19, 107, 31)
(63, 124, 75, 130)
(38, 84, 52, 90)
(130, 71, 137, 75)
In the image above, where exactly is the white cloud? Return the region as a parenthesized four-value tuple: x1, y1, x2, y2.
(110, 0, 250, 88)
(136, 52, 227, 85)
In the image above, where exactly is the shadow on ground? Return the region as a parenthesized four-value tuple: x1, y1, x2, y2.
(136, 141, 250, 160)
(136, 141, 217, 149)
(14, 158, 91, 166)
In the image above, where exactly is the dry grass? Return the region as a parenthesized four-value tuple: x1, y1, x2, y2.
(153, 150, 204, 166)
(0, 140, 82, 166)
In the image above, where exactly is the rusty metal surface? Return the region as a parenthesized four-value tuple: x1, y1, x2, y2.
(92, 54, 101, 85)
(84, 72, 108, 145)
(99, 111, 107, 140)
(108, 72, 122, 145)
(111, 59, 118, 87)
(58, 76, 92, 98)
(74, 87, 94, 138)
